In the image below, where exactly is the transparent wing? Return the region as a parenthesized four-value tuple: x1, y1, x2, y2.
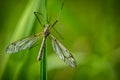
(6, 32, 43, 54)
(50, 34, 77, 67)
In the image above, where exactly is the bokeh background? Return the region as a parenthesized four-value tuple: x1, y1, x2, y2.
(0, 0, 120, 80)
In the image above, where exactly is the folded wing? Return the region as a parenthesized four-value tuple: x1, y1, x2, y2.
(50, 34, 77, 67)
(6, 32, 42, 54)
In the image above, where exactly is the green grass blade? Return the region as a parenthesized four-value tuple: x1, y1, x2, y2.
(1, 0, 42, 80)
(39, 0, 47, 80)
(40, 44, 47, 80)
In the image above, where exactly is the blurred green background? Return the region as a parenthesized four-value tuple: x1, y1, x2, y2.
(0, 0, 120, 80)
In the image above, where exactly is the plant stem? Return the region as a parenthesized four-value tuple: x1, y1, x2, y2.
(40, 44, 47, 80)
(40, 0, 47, 80)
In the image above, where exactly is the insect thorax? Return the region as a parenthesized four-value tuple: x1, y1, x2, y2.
(44, 24, 50, 37)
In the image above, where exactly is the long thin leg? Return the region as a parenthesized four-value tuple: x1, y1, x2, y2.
(52, 27, 64, 40)
(50, 2, 64, 40)
(34, 12, 43, 27)
(37, 36, 46, 61)
(51, 2, 64, 28)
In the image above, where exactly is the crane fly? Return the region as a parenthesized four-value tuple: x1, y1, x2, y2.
(6, 3, 77, 68)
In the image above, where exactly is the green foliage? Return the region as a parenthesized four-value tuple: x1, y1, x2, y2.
(0, 0, 120, 80)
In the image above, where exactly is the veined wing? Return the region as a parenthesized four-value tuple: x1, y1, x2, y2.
(6, 32, 43, 54)
(50, 34, 77, 67)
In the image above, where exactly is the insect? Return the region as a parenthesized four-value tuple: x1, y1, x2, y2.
(6, 3, 77, 68)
